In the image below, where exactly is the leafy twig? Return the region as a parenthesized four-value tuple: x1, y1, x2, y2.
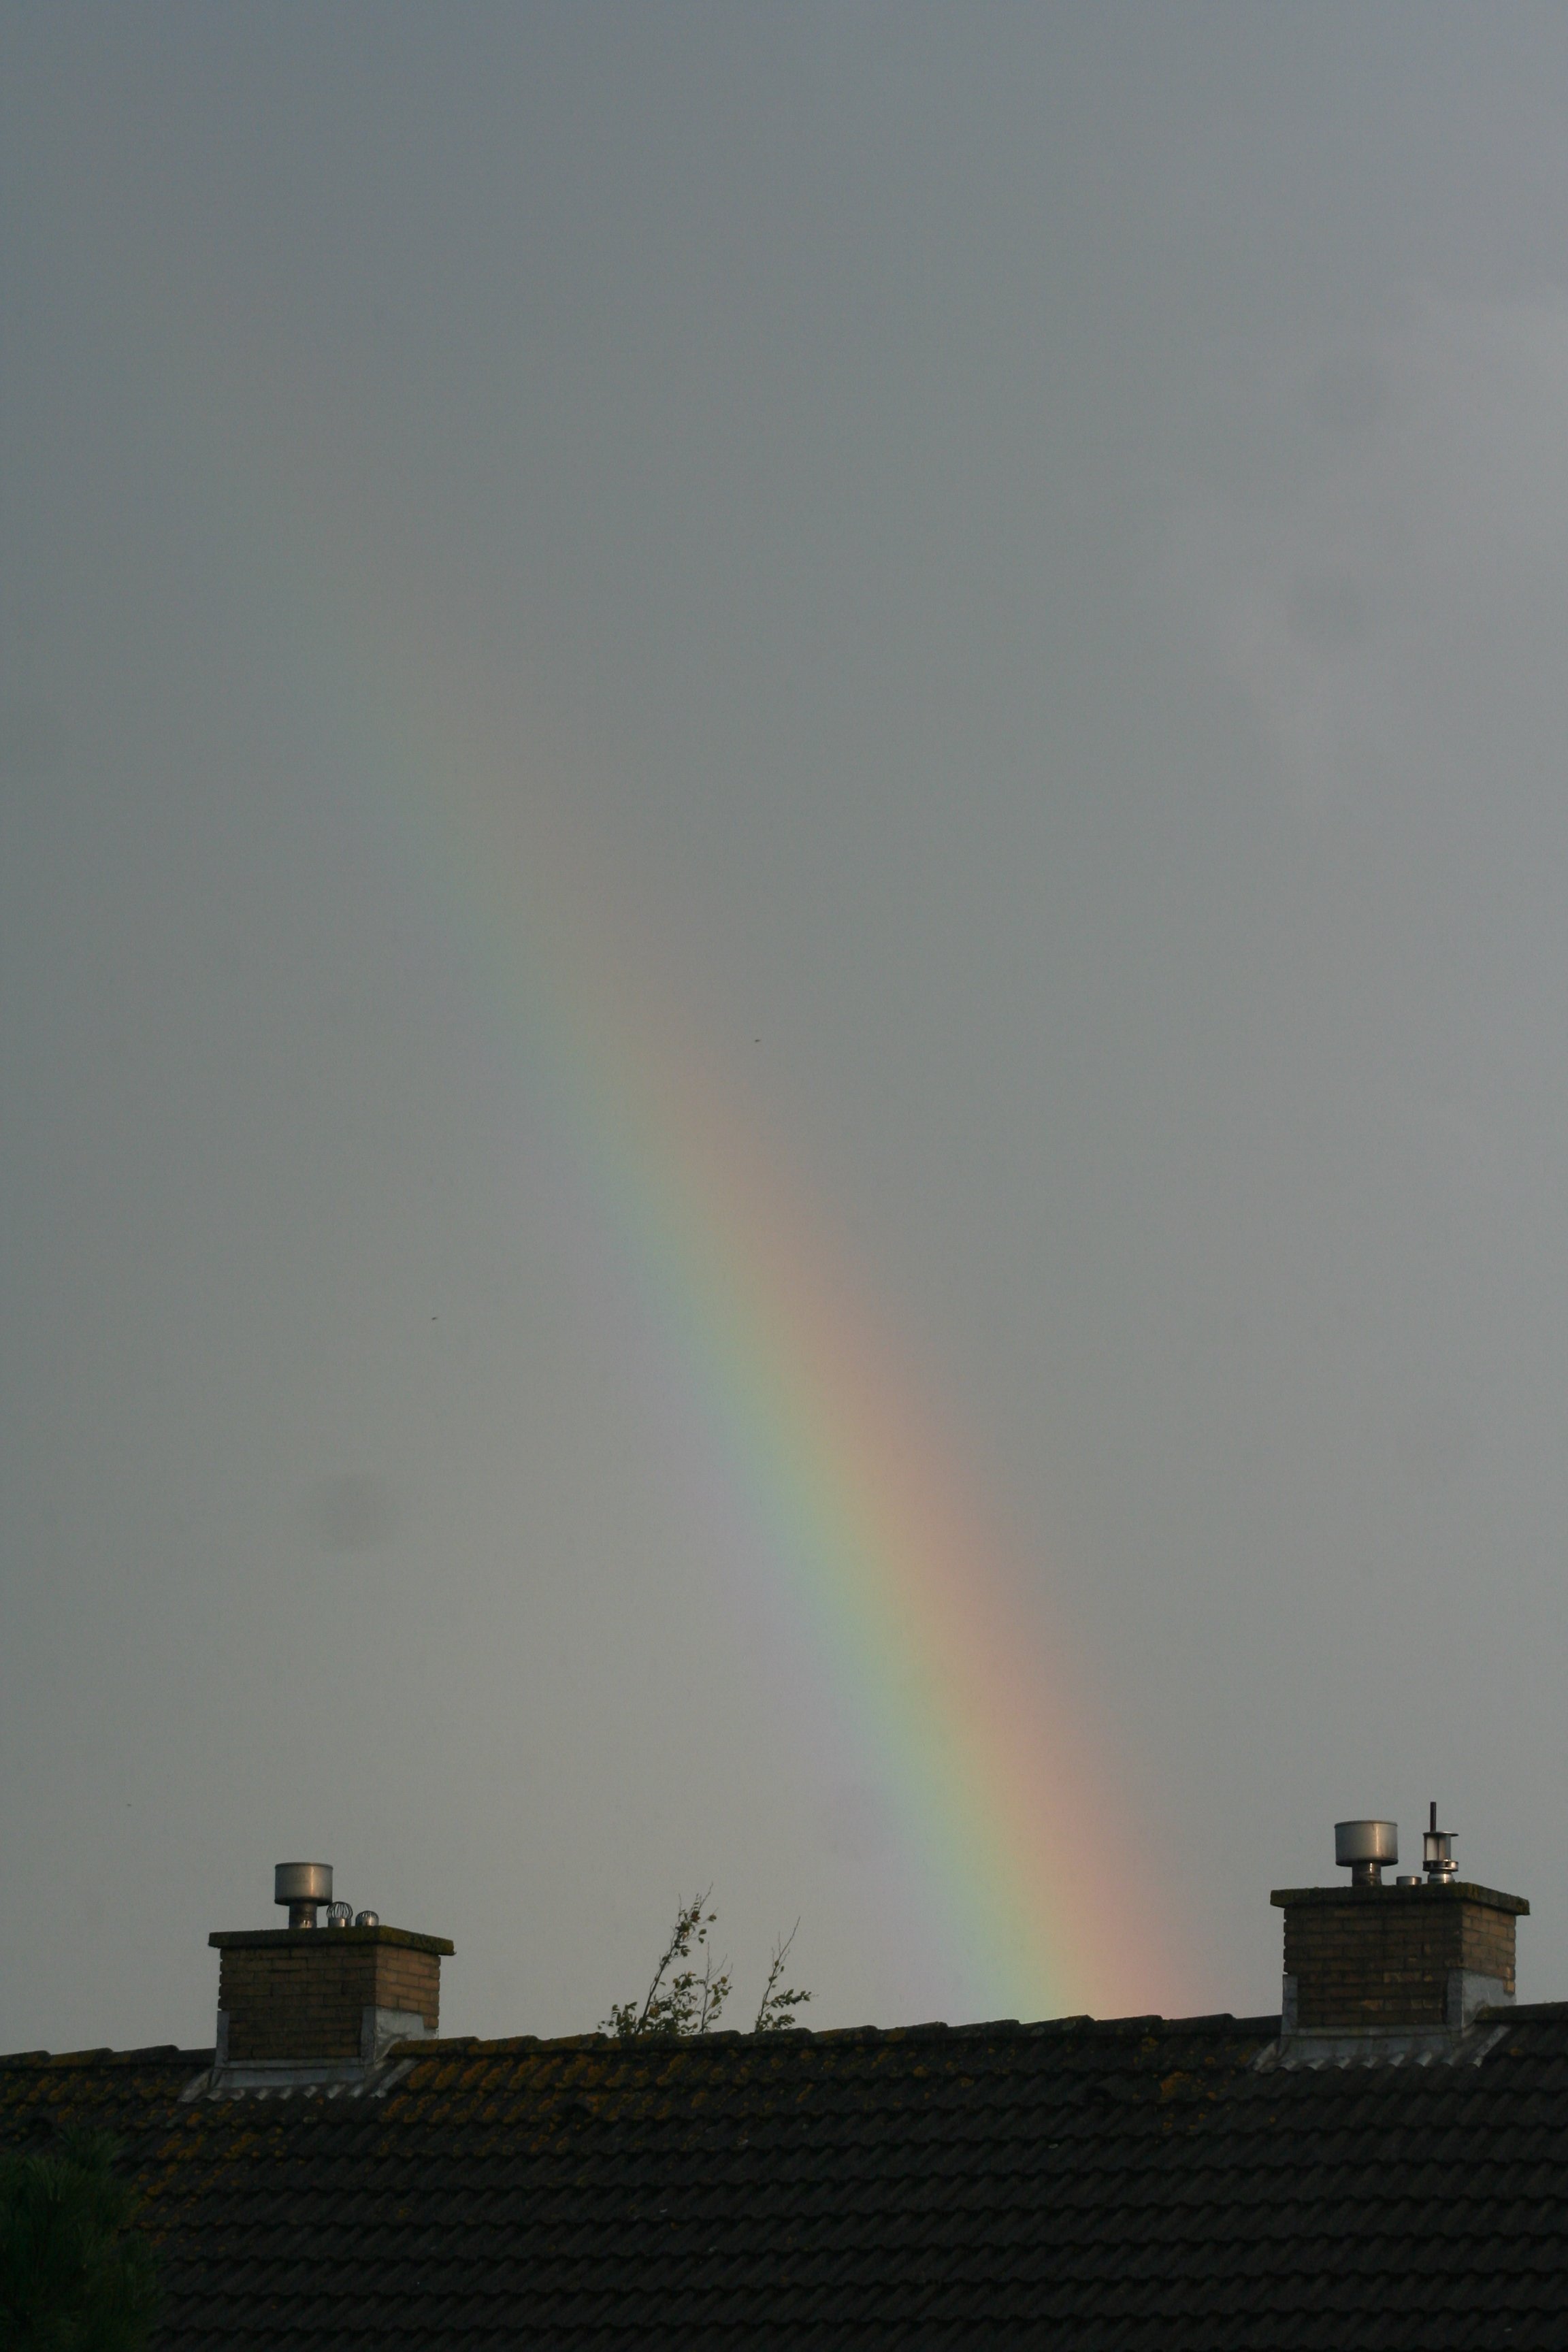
(753, 1921, 812, 2034)
(601, 1892, 732, 2040)
(602, 1898, 810, 2040)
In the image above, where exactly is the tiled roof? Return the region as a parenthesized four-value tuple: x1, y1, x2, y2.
(5, 2006, 1568, 2347)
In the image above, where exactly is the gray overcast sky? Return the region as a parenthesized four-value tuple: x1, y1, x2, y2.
(7, 2, 1568, 2051)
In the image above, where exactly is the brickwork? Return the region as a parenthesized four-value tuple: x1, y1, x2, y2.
(210, 1927, 452, 2063)
(1271, 1882, 1525, 2031)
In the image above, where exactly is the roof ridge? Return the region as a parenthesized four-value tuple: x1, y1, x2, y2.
(0, 2044, 214, 2070)
(0, 2010, 1291, 2072)
(389, 2009, 1281, 2063)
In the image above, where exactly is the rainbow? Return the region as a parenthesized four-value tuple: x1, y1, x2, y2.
(190, 363, 1200, 2020)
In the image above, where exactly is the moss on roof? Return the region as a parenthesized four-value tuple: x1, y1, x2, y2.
(5, 2006, 1568, 2347)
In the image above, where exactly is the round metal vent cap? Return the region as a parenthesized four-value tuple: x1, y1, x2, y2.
(274, 1862, 333, 1908)
(1335, 1820, 1398, 1885)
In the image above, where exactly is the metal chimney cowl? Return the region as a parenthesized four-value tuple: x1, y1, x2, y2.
(1333, 1820, 1398, 1889)
(274, 1862, 333, 1929)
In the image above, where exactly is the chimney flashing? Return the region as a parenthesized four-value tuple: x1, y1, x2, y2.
(1256, 2018, 1512, 2071)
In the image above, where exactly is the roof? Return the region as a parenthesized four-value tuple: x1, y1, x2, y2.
(5, 2005, 1568, 2348)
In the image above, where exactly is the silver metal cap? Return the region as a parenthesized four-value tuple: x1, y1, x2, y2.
(1335, 1819, 1398, 1886)
(1423, 1799, 1458, 1881)
(274, 1861, 333, 1929)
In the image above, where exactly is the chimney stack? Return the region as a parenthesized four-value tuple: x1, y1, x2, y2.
(1273, 1810, 1526, 2052)
(206, 1863, 454, 2085)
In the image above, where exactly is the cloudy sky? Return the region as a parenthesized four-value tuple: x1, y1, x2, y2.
(7, 3, 1568, 2052)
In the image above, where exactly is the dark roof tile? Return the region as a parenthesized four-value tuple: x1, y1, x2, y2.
(10, 2010, 1568, 2345)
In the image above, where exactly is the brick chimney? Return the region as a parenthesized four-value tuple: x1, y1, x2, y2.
(1273, 1810, 1527, 2051)
(207, 1862, 454, 2082)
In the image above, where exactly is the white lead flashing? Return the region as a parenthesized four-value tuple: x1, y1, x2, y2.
(1256, 2006, 1512, 2072)
(180, 2056, 418, 2101)
(183, 2006, 431, 2100)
